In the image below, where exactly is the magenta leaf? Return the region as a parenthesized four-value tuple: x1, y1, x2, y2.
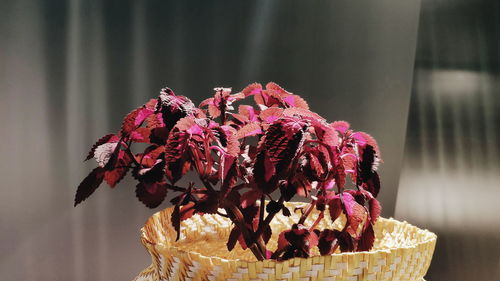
(342, 192, 366, 236)
(74, 167, 105, 206)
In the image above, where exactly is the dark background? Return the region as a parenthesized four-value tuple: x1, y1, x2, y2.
(0, 0, 498, 280)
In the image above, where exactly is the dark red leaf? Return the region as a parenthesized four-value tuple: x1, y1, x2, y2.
(283, 224, 318, 255)
(194, 193, 219, 214)
(266, 200, 283, 215)
(157, 87, 195, 130)
(359, 145, 376, 182)
(172, 204, 181, 240)
(171, 201, 196, 241)
(104, 150, 132, 187)
(227, 226, 241, 251)
(240, 190, 262, 209)
(282, 206, 291, 216)
(133, 154, 166, 183)
(74, 167, 105, 206)
(121, 107, 154, 135)
(145, 113, 165, 129)
(130, 127, 151, 143)
(135, 181, 168, 208)
(253, 117, 309, 193)
(317, 229, 338, 255)
(263, 225, 272, 244)
(164, 130, 191, 183)
(328, 196, 342, 222)
(357, 223, 375, 251)
(220, 155, 239, 198)
(241, 204, 260, 226)
(335, 230, 355, 252)
(363, 171, 381, 198)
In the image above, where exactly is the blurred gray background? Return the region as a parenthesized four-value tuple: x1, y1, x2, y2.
(0, 0, 498, 280)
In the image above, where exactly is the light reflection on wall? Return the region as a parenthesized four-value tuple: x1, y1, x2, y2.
(396, 69, 500, 280)
(395, 0, 500, 275)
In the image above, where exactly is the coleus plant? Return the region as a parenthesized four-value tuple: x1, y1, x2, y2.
(75, 83, 382, 261)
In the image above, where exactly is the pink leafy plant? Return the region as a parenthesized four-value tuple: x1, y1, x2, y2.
(75, 83, 382, 260)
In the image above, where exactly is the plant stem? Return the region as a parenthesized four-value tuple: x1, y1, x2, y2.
(199, 170, 266, 260)
(309, 211, 324, 231)
(255, 196, 284, 238)
(258, 194, 265, 233)
(226, 205, 266, 260)
(298, 199, 317, 225)
(124, 147, 140, 167)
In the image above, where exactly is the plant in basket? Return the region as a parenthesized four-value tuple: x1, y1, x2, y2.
(76, 83, 383, 261)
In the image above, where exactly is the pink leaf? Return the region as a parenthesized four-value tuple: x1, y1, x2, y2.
(239, 105, 259, 122)
(331, 121, 350, 134)
(241, 82, 262, 96)
(236, 123, 262, 139)
(260, 107, 284, 124)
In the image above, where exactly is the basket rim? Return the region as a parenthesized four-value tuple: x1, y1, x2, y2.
(140, 205, 437, 265)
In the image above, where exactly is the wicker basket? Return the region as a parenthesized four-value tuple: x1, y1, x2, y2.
(134, 202, 436, 281)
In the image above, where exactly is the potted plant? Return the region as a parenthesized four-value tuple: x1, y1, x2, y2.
(75, 83, 436, 281)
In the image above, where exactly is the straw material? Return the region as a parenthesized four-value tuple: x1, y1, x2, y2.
(134, 202, 436, 281)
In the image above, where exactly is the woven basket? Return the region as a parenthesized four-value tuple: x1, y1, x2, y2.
(134, 202, 436, 281)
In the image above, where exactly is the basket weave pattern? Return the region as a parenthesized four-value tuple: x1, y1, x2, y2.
(134, 202, 436, 281)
